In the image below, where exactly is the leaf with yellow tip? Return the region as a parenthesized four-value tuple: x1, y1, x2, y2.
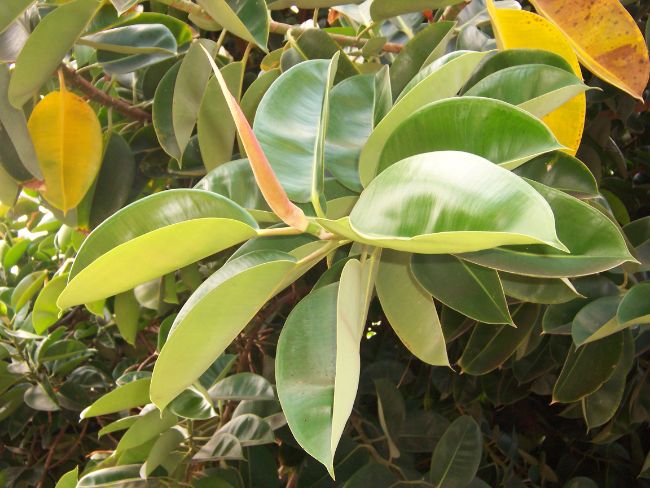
(530, 0, 650, 101)
(199, 45, 309, 232)
(27, 85, 103, 213)
(486, 0, 585, 155)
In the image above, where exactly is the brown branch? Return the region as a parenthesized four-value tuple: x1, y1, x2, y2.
(37, 423, 69, 488)
(60, 65, 152, 122)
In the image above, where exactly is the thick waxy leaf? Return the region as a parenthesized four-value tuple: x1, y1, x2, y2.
(458, 304, 539, 375)
(114, 290, 140, 345)
(460, 180, 634, 277)
(8, 0, 100, 107)
(151, 251, 296, 411)
(325, 151, 563, 254)
(80, 378, 151, 418)
(571, 296, 631, 346)
(28, 87, 103, 213)
(376, 97, 562, 176)
(294, 29, 360, 82)
(33, 273, 67, 334)
(194, 433, 244, 461)
(209, 372, 275, 401)
(464, 64, 588, 117)
(0, 65, 40, 179)
(623, 216, 650, 270)
(370, 0, 459, 21)
(529, 0, 649, 100)
(80, 24, 176, 55)
(153, 61, 182, 159)
(582, 330, 633, 429)
(110, 0, 140, 15)
(254, 57, 338, 208)
(359, 51, 488, 187)
(11, 270, 47, 312)
(486, 0, 585, 154)
(201, 45, 309, 231)
(501, 273, 580, 304)
(617, 283, 650, 325)
(174, 39, 218, 154)
(412, 254, 511, 325)
(389, 22, 456, 98)
(58, 190, 258, 308)
(376, 251, 448, 366)
(198, 61, 244, 171)
(513, 151, 598, 197)
(553, 332, 623, 403)
(428, 416, 482, 488)
(197, 0, 269, 49)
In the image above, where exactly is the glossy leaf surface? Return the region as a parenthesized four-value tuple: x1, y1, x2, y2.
(197, 0, 269, 49)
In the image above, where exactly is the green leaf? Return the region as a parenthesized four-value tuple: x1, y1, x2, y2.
(209, 372, 275, 401)
(8, 0, 100, 107)
(617, 282, 650, 325)
(412, 254, 512, 325)
(110, 0, 140, 15)
(370, 0, 460, 21)
(458, 304, 540, 375)
(375, 97, 562, 179)
(552, 331, 623, 403)
(151, 251, 296, 411)
(571, 295, 631, 346)
(80, 377, 151, 418)
(174, 39, 219, 155)
(11, 270, 47, 312)
(140, 427, 186, 478)
(389, 22, 456, 98)
(376, 250, 449, 365)
(582, 330, 634, 429)
(254, 57, 338, 207)
(241, 68, 280, 122)
(24, 383, 60, 411)
(269, 0, 364, 7)
(325, 69, 389, 192)
(79, 24, 177, 55)
(197, 0, 269, 50)
(277, 271, 371, 477)
(294, 28, 360, 82)
(0, 64, 41, 179)
(513, 151, 598, 197)
(58, 189, 258, 308)
(113, 12, 193, 46)
(198, 61, 245, 171)
(217, 414, 274, 446)
(464, 64, 589, 117)
(193, 432, 244, 461)
(168, 386, 216, 420)
(114, 290, 140, 345)
(98, 416, 139, 438)
(0, 0, 33, 34)
(460, 180, 634, 277)
(153, 60, 182, 159)
(115, 407, 177, 453)
(33, 273, 67, 334)
(322, 151, 564, 254)
(428, 416, 482, 488)
(500, 273, 580, 304)
(54, 466, 78, 488)
(375, 379, 405, 459)
(77, 465, 144, 487)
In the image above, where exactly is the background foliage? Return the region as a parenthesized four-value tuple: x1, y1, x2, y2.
(0, 0, 649, 487)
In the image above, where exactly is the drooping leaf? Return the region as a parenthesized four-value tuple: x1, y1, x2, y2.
(370, 0, 459, 21)
(114, 290, 140, 345)
(198, 61, 244, 171)
(553, 332, 623, 403)
(58, 190, 258, 308)
(254, 57, 338, 208)
(359, 51, 488, 187)
(458, 304, 540, 375)
(389, 22, 456, 98)
(460, 180, 634, 277)
(33, 273, 68, 335)
(486, 0, 585, 154)
(151, 251, 296, 411)
(197, 0, 269, 49)
(376, 250, 449, 366)
(529, 0, 650, 100)
(27, 86, 103, 213)
(376, 97, 562, 176)
(320, 151, 564, 254)
(617, 283, 650, 325)
(80, 377, 151, 418)
(8, 0, 100, 107)
(428, 416, 482, 488)
(412, 254, 511, 325)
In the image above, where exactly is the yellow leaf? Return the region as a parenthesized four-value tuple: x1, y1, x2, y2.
(27, 85, 103, 213)
(530, 0, 650, 101)
(486, 0, 585, 155)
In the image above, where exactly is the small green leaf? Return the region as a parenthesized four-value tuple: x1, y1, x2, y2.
(617, 282, 650, 325)
(80, 377, 151, 418)
(33, 273, 67, 334)
(428, 416, 482, 488)
(114, 290, 140, 345)
(209, 372, 275, 401)
(115, 407, 177, 453)
(153, 61, 182, 159)
(11, 270, 47, 312)
(217, 414, 274, 446)
(140, 427, 186, 478)
(197, 0, 269, 49)
(54, 466, 78, 488)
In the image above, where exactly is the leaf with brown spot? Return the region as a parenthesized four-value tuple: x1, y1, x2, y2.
(530, 0, 650, 100)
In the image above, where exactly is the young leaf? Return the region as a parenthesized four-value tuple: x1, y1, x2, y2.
(529, 0, 650, 100)
(376, 250, 449, 366)
(486, 0, 585, 154)
(28, 86, 103, 213)
(151, 251, 296, 411)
